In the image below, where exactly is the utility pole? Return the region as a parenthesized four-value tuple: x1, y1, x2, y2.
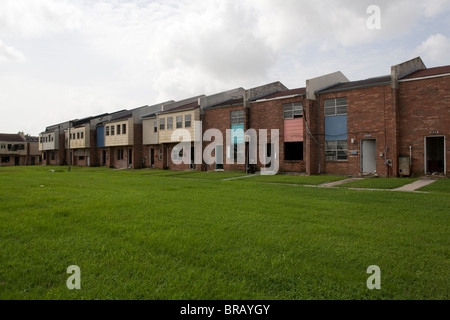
(68, 121, 71, 172)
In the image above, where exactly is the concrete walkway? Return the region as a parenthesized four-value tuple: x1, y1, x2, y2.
(222, 174, 259, 181)
(319, 178, 364, 188)
(393, 179, 436, 192)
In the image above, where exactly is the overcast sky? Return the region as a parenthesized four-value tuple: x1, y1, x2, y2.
(1, 0, 449, 135)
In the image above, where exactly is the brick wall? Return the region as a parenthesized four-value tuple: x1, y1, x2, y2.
(142, 145, 167, 169)
(250, 96, 306, 173)
(318, 85, 395, 177)
(398, 75, 450, 176)
(203, 105, 247, 172)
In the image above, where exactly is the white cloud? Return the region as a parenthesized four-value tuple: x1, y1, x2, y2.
(0, 40, 26, 63)
(415, 33, 450, 65)
(0, 0, 81, 38)
(1, 0, 449, 134)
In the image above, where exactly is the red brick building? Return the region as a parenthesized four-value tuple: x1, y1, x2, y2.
(1, 133, 42, 167)
(37, 57, 449, 177)
(315, 57, 449, 177)
(250, 88, 307, 173)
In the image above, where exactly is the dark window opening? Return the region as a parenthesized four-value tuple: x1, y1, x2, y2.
(284, 142, 303, 161)
(117, 149, 124, 160)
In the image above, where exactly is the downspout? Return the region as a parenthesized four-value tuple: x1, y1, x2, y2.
(317, 94, 321, 174)
(409, 145, 412, 176)
(68, 122, 71, 172)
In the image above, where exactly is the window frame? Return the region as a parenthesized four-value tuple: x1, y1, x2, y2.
(176, 116, 183, 129)
(167, 117, 173, 130)
(231, 110, 245, 126)
(283, 103, 303, 119)
(185, 114, 192, 128)
(160, 118, 165, 131)
(117, 149, 124, 161)
(324, 97, 348, 117)
(325, 140, 348, 161)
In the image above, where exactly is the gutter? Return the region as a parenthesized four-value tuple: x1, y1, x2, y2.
(251, 94, 305, 103)
(399, 73, 450, 83)
(316, 81, 391, 95)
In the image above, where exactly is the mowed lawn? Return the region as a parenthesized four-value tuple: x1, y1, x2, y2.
(0, 167, 448, 300)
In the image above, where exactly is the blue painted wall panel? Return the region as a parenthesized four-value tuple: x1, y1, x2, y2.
(325, 115, 348, 141)
(97, 126, 105, 148)
(231, 124, 245, 144)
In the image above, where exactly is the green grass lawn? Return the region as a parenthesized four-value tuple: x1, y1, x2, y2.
(418, 179, 450, 194)
(0, 166, 449, 300)
(244, 174, 346, 186)
(337, 178, 419, 190)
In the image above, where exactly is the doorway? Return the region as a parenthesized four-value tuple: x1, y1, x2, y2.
(102, 150, 107, 166)
(361, 139, 377, 173)
(150, 149, 155, 168)
(190, 146, 195, 169)
(15, 156, 20, 166)
(216, 145, 223, 170)
(128, 149, 133, 167)
(425, 136, 445, 174)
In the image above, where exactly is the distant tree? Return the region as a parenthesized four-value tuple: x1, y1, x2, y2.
(17, 131, 32, 138)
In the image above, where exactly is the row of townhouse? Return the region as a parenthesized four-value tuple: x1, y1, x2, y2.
(0, 133, 42, 167)
(39, 57, 450, 177)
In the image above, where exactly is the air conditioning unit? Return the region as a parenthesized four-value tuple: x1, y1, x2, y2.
(399, 157, 410, 177)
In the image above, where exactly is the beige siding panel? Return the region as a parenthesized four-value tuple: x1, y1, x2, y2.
(66, 125, 90, 149)
(105, 119, 134, 147)
(158, 109, 200, 143)
(39, 132, 58, 151)
(143, 118, 159, 145)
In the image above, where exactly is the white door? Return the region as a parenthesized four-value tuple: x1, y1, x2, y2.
(362, 140, 377, 173)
